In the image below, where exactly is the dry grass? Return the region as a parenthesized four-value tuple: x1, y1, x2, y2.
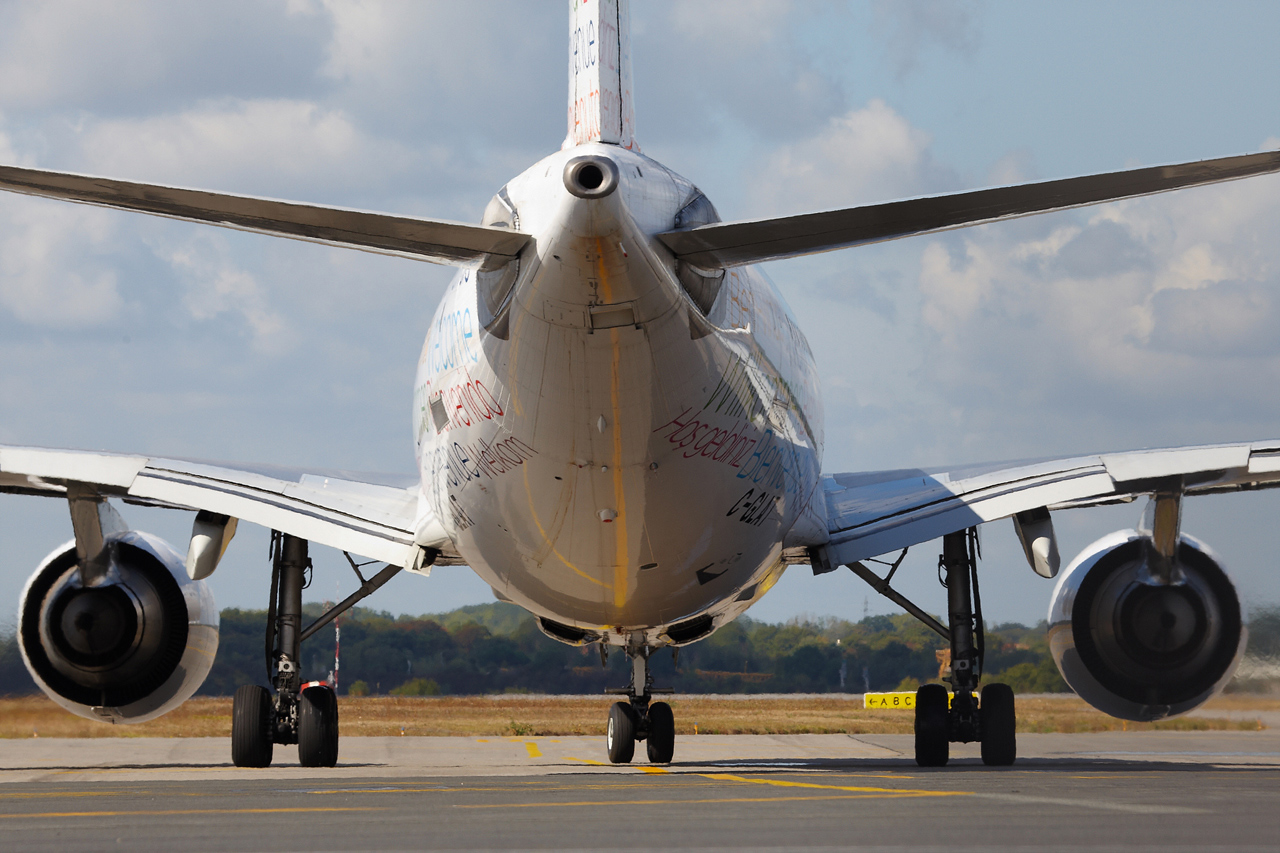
(0, 693, 1269, 739)
(1014, 694, 1266, 733)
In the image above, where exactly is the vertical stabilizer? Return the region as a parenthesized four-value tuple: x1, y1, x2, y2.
(564, 0, 636, 150)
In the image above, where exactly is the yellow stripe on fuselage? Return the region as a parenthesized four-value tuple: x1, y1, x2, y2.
(596, 238, 629, 612)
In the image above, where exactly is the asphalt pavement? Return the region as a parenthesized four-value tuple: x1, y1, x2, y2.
(3, 731, 1280, 851)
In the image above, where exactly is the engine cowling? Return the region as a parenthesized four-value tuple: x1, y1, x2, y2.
(18, 531, 219, 724)
(1048, 529, 1245, 721)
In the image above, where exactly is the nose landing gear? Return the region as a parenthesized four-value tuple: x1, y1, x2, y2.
(604, 643, 676, 764)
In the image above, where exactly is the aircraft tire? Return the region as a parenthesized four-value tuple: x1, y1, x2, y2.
(232, 684, 274, 768)
(980, 682, 1017, 766)
(646, 701, 675, 764)
(298, 684, 340, 767)
(606, 701, 637, 764)
(914, 683, 949, 767)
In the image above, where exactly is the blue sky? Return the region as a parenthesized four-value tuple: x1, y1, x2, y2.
(2, 0, 1280, 629)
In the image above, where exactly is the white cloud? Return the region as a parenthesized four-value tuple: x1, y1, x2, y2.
(1148, 280, 1280, 357)
(0, 198, 123, 327)
(159, 233, 292, 353)
(0, 2, 328, 112)
(0, 124, 20, 165)
(316, 1, 562, 145)
(749, 100, 954, 216)
(985, 149, 1037, 186)
(75, 99, 415, 199)
(907, 172, 1280, 448)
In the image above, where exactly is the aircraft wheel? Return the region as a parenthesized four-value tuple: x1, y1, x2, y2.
(606, 701, 637, 764)
(231, 684, 274, 768)
(646, 701, 675, 764)
(298, 684, 340, 767)
(980, 682, 1017, 766)
(914, 683, 950, 767)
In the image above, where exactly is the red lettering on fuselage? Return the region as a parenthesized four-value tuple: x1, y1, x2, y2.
(652, 409, 758, 469)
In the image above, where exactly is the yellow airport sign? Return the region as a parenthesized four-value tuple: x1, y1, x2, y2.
(863, 691, 979, 709)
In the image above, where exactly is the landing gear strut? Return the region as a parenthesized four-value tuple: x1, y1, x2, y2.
(839, 529, 1016, 767)
(232, 534, 339, 767)
(231, 535, 417, 768)
(604, 642, 675, 764)
(914, 529, 1016, 767)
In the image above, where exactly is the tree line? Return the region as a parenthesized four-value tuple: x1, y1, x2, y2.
(9, 602, 1280, 698)
(1, 601, 1078, 697)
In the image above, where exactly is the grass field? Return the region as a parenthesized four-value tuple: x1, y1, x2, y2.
(0, 693, 1271, 739)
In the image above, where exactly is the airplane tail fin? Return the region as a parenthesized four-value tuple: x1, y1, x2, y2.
(564, 0, 636, 150)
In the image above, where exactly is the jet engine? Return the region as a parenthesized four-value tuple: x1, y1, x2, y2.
(18, 531, 219, 724)
(1047, 529, 1245, 721)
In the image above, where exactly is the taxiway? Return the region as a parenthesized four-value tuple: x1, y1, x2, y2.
(3, 732, 1280, 851)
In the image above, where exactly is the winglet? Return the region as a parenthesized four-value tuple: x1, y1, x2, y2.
(564, 0, 636, 150)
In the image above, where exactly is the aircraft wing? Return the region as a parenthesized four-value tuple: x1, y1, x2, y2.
(816, 440, 1280, 569)
(659, 150, 1280, 268)
(0, 445, 452, 569)
(0, 164, 530, 270)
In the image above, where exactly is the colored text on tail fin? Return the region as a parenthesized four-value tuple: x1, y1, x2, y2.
(565, 0, 635, 150)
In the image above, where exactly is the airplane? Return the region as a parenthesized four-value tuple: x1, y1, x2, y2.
(2, 0, 1280, 769)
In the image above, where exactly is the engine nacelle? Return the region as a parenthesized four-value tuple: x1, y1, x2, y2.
(1048, 529, 1245, 721)
(18, 531, 219, 724)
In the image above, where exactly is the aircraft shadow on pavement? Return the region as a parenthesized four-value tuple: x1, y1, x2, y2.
(653, 757, 1280, 774)
(3, 761, 386, 772)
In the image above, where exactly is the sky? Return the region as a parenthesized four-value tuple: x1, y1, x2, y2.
(3, 0, 1280, 631)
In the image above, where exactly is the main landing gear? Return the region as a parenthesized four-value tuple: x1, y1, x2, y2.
(847, 528, 1016, 767)
(915, 529, 1016, 767)
(604, 643, 676, 764)
(231, 532, 411, 768)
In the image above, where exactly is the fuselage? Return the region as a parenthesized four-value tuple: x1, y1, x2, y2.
(413, 144, 827, 644)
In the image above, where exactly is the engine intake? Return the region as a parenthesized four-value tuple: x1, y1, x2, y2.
(19, 531, 218, 724)
(1048, 529, 1244, 721)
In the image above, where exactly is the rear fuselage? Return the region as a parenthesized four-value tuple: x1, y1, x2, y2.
(414, 144, 826, 643)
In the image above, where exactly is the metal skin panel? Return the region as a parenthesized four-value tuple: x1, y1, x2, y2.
(822, 471, 1117, 568)
(0, 447, 424, 568)
(1101, 445, 1251, 483)
(414, 144, 823, 638)
(129, 473, 413, 567)
(0, 447, 146, 489)
(817, 441, 1280, 572)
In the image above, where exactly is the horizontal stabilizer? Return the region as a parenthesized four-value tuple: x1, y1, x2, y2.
(0, 164, 531, 269)
(658, 149, 1280, 268)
